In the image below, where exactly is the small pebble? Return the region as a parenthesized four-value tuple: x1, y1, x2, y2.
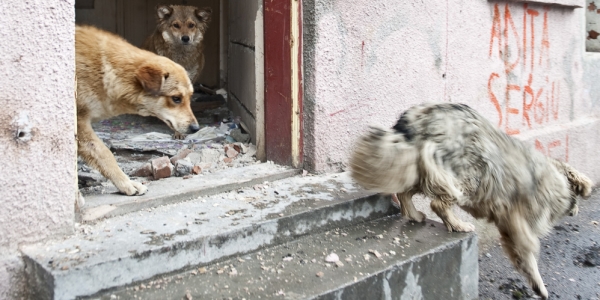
(325, 253, 340, 263)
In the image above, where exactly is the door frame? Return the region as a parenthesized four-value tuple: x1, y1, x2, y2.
(263, 0, 303, 167)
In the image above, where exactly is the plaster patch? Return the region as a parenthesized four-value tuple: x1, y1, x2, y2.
(13, 111, 32, 142)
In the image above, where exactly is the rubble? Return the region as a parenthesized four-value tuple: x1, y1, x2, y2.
(325, 253, 339, 263)
(170, 148, 193, 165)
(195, 148, 221, 164)
(192, 165, 202, 175)
(78, 112, 262, 195)
(369, 249, 382, 259)
(175, 159, 194, 177)
(151, 157, 173, 180)
(78, 171, 106, 187)
(132, 163, 152, 178)
(230, 128, 251, 143)
(225, 146, 239, 158)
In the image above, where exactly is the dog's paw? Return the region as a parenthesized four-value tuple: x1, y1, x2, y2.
(173, 132, 186, 140)
(410, 211, 426, 223)
(449, 221, 475, 233)
(532, 283, 548, 300)
(117, 180, 148, 196)
(569, 204, 579, 216)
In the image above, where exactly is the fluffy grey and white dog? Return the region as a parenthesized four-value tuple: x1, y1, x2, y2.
(350, 103, 592, 299)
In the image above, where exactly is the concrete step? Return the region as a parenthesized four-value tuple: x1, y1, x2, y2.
(87, 217, 478, 300)
(23, 172, 398, 300)
(80, 163, 300, 222)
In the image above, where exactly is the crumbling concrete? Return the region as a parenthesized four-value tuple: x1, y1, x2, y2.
(22, 172, 398, 300)
(80, 163, 300, 222)
(88, 217, 478, 300)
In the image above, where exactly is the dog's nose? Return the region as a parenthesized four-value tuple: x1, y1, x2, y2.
(189, 123, 200, 133)
(182, 36, 190, 43)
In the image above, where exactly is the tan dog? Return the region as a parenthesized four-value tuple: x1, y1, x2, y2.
(76, 25, 199, 196)
(142, 5, 212, 85)
(350, 103, 593, 299)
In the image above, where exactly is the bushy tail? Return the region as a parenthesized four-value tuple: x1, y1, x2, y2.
(349, 126, 419, 194)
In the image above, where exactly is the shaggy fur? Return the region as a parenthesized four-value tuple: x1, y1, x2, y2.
(76, 25, 199, 196)
(350, 103, 593, 299)
(142, 5, 212, 85)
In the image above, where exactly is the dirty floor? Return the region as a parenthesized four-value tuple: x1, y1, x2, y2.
(78, 96, 259, 196)
(479, 189, 600, 300)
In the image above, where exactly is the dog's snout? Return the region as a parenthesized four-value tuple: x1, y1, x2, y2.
(181, 36, 190, 43)
(189, 123, 200, 133)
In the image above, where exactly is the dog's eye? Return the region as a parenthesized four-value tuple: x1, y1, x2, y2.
(172, 96, 182, 104)
(188, 23, 195, 28)
(173, 23, 181, 29)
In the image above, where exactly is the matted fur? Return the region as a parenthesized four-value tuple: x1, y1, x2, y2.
(350, 103, 593, 299)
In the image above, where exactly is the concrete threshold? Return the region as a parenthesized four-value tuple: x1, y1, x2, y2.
(80, 163, 300, 222)
(23, 172, 397, 300)
(87, 217, 478, 300)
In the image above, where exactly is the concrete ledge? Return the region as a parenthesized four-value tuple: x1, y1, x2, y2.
(89, 217, 478, 300)
(23, 173, 397, 300)
(502, 0, 584, 8)
(81, 163, 300, 222)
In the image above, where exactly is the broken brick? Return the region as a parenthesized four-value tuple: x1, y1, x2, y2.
(132, 163, 153, 177)
(192, 165, 202, 175)
(170, 148, 193, 165)
(152, 157, 173, 180)
(226, 148, 239, 158)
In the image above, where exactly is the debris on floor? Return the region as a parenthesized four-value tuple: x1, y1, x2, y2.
(78, 103, 259, 195)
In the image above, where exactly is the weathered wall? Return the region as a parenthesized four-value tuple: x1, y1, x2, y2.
(303, 0, 600, 187)
(0, 0, 76, 298)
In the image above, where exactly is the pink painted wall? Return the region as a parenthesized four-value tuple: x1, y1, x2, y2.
(303, 0, 600, 185)
(0, 0, 76, 298)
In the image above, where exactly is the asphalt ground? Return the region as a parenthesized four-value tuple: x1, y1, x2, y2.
(479, 189, 600, 300)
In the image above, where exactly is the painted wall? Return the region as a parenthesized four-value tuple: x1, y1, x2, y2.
(303, 0, 600, 187)
(0, 0, 76, 298)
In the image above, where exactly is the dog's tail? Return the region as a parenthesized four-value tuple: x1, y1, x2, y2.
(551, 159, 593, 199)
(350, 126, 419, 194)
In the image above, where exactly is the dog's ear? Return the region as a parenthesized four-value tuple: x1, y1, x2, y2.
(136, 64, 165, 96)
(566, 167, 593, 199)
(157, 5, 173, 20)
(195, 7, 212, 24)
(552, 159, 593, 199)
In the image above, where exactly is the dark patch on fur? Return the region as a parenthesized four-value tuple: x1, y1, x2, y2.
(393, 111, 415, 142)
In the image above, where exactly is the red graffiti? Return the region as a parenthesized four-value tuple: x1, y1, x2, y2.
(488, 3, 559, 135)
(534, 134, 569, 162)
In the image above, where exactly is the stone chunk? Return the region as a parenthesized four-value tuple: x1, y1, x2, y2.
(170, 148, 193, 165)
(175, 159, 194, 177)
(230, 129, 251, 143)
(151, 157, 173, 180)
(201, 148, 222, 163)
